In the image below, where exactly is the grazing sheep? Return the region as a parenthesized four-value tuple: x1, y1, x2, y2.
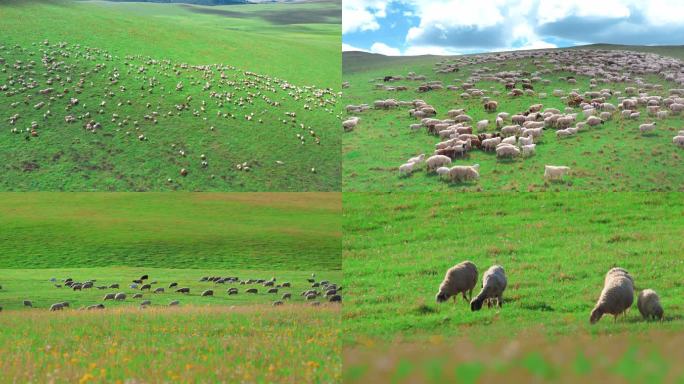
(470, 265, 507, 311)
(496, 145, 520, 159)
(435, 261, 478, 304)
(272, 301, 284, 306)
(103, 293, 116, 301)
(133, 293, 143, 299)
(169, 282, 178, 288)
(169, 300, 180, 307)
(477, 120, 489, 131)
(521, 144, 536, 157)
(637, 289, 664, 321)
(586, 116, 603, 127)
(673, 136, 684, 148)
(109, 284, 119, 289)
(23, 300, 32, 308)
(329, 295, 342, 303)
(399, 162, 417, 175)
(227, 288, 238, 295)
(87, 304, 105, 310)
(501, 136, 517, 146)
(50, 303, 64, 311)
(544, 165, 570, 181)
(282, 293, 292, 300)
(481, 137, 502, 151)
(483, 100, 498, 112)
(176, 287, 190, 294)
(518, 136, 534, 146)
(426, 155, 452, 172)
(446, 165, 480, 183)
(343, 117, 360, 132)
(590, 268, 634, 324)
(267, 288, 279, 294)
(639, 122, 657, 134)
(140, 300, 152, 306)
(154, 288, 164, 294)
(114, 293, 127, 301)
(246, 288, 258, 294)
(140, 284, 151, 291)
(201, 290, 214, 297)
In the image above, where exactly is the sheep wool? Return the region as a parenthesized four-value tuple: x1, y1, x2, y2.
(436, 261, 479, 304)
(470, 265, 507, 311)
(637, 289, 664, 320)
(590, 268, 634, 324)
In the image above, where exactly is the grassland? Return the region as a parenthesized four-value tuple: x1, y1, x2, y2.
(342, 48, 684, 192)
(0, 192, 342, 383)
(342, 192, 684, 380)
(0, 305, 340, 383)
(0, 0, 341, 191)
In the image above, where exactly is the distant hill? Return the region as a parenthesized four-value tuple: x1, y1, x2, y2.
(104, 0, 247, 4)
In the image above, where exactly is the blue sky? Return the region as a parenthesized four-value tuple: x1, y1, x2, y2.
(342, 0, 684, 56)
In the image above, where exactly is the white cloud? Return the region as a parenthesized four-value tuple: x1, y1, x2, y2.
(342, 0, 390, 34)
(342, 43, 368, 52)
(404, 45, 463, 56)
(370, 42, 401, 56)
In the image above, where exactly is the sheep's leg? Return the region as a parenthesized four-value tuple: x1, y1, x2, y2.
(498, 295, 503, 308)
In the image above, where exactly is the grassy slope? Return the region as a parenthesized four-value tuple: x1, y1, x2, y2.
(0, 0, 341, 191)
(342, 48, 684, 192)
(0, 192, 341, 270)
(343, 192, 684, 343)
(0, 305, 341, 383)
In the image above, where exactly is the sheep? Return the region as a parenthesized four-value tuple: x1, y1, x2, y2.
(176, 287, 190, 294)
(267, 288, 279, 294)
(154, 287, 165, 294)
(590, 268, 634, 324)
(272, 301, 284, 306)
(50, 303, 64, 311)
(329, 295, 342, 302)
(246, 288, 258, 294)
(639, 122, 656, 134)
(501, 136, 516, 146)
(140, 284, 151, 291)
(114, 293, 127, 301)
(521, 144, 536, 157)
(470, 265, 507, 311)
(408, 154, 425, 164)
(169, 282, 178, 288)
(435, 261, 478, 304)
(544, 165, 570, 181)
(169, 300, 180, 307)
(556, 129, 573, 138)
(343, 117, 360, 132)
(501, 125, 520, 137)
(481, 137, 501, 151)
(446, 165, 480, 183)
(282, 293, 292, 300)
(435, 167, 450, 178)
(586, 116, 603, 127)
(637, 289, 664, 321)
(484, 100, 498, 112)
(140, 300, 152, 306)
(227, 288, 239, 295)
(132, 293, 143, 299)
(399, 162, 417, 175)
(496, 145, 520, 159)
(522, 127, 543, 140)
(518, 136, 534, 146)
(673, 136, 684, 147)
(426, 155, 452, 172)
(103, 293, 116, 301)
(87, 304, 105, 310)
(23, 300, 32, 307)
(109, 284, 119, 289)
(477, 120, 489, 131)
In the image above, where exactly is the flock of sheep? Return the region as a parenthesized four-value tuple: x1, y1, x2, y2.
(436, 261, 664, 323)
(1, 40, 337, 180)
(343, 49, 684, 185)
(0, 273, 342, 312)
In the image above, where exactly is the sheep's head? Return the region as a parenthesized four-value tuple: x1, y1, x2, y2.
(470, 298, 484, 311)
(435, 291, 450, 303)
(589, 307, 603, 324)
(654, 306, 664, 320)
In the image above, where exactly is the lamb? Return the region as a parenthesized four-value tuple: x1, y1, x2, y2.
(544, 165, 570, 181)
(470, 265, 507, 311)
(446, 165, 480, 183)
(435, 167, 450, 177)
(673, 136, 684, 147)
(435, 261, 478, 304)
(637, 289, 664, 320)
(639, 122, 656, 134)
(521, 144, 536, 157)
(426, 155, 452, 172)
(496, 145, 520, 159)
(590, 268, 634, 324)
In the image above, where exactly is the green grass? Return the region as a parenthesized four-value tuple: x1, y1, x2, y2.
(0, 305, 341, 383)
(0, 0, 341, 191)
(342, 192, 684, 343)
(0, 192, 341, 270)
(342, 48, 684, 192)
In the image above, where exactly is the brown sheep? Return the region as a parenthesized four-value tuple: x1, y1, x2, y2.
(484, 100, 498, 113)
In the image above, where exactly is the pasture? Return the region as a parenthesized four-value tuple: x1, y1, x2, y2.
(0, 0, 341, 191)
(342, 47, 684, 192)
(342, 193, 684, 379)
(0, 192, 342, 383)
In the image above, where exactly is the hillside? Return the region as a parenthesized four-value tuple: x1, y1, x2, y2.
(0, 0, 341, 191)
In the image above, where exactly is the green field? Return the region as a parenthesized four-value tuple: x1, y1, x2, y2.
(342, 192, 684, 380)
(342, 47, 684, 192)
(343, 192, 684, 340)
(0, 192, 342, 383)
(0, 0, 341, 191)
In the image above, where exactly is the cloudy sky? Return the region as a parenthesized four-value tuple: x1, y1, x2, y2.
(342, 0, 684, 56)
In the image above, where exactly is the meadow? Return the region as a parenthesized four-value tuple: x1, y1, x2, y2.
(0, 192, 342, 383)
(0, 0, 341, 191)
(342, 192, 684, 380)
(342, 46, 684, 192)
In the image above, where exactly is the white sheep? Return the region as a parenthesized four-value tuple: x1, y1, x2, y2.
(590, 268, 634, 324)
(470, 265, 507, 311)
(399, 162, 416, 175)
(481, 137, 501, 151)
(436, 261, 478, 304)
(544, 165, 570, 181)
(586, 116, 603, 127)
(672, 135, 684, 148)
(518, 136, 534, 146)
(521, 143, 536, 157)
(477, 120, 489, 131)
(637, 289, 664, 320)
(408, 154, 425, 164)
(639, 122, 657, 134)
(426, 155, 452, 172)
(446, 164, 480, 182)
(435, 166, 450, 177)
(342, 117, 359, 132)
(501, 136, 517, 145)
(496, 145, 520, 159)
